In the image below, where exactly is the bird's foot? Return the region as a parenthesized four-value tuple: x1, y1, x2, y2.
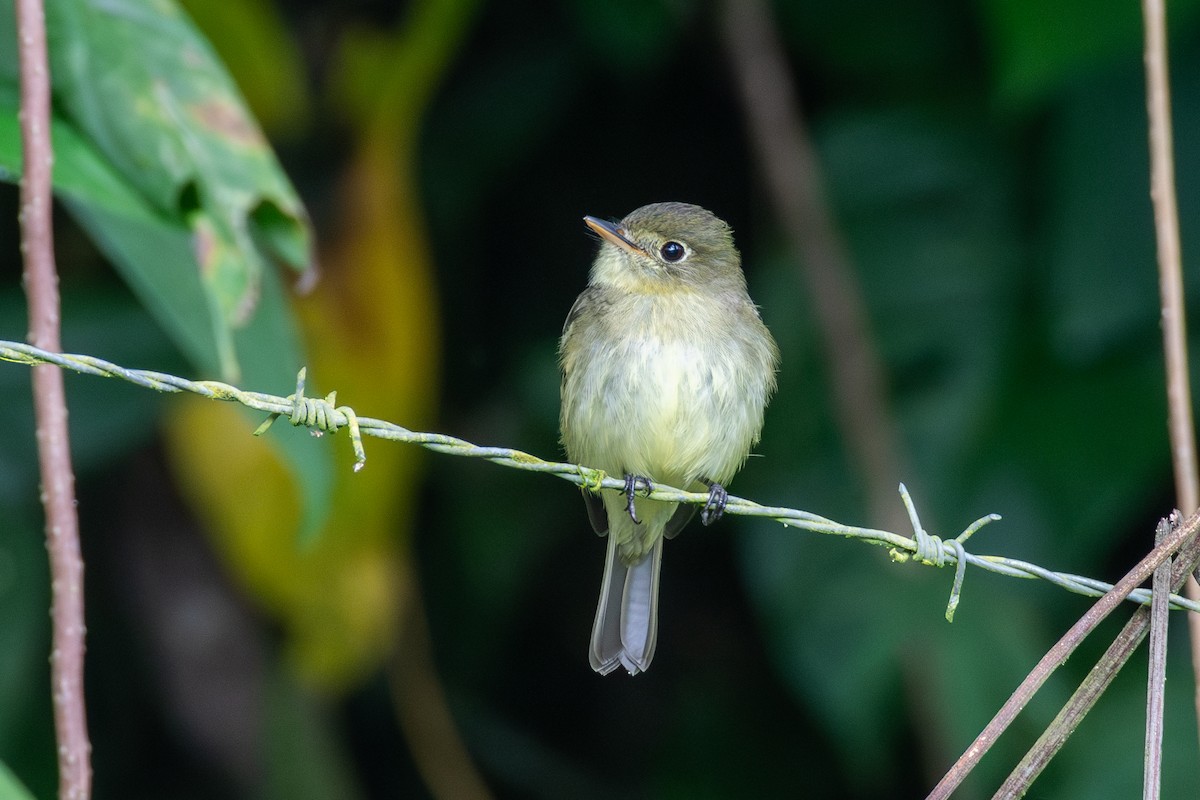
(623, 474, 653, 524)
(701, 480, 728, 526)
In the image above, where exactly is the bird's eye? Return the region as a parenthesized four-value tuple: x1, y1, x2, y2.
(660, 241, 686, 262)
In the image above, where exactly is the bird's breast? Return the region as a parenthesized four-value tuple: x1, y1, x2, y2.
(562, 292, 771, 486)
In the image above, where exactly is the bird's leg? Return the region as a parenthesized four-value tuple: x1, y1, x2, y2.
(623, 473, 653, 525)
(700, 479, 728, 526)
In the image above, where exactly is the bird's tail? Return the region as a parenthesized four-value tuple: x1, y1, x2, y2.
(590, 532, 663, 675)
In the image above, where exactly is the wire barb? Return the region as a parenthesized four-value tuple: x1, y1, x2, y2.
(945, 538, 968, 622)
(253, 367, 367, 471)
(3, 338, 1199, 617)
(893, 482, 947, 566)
(889, 483, 986, 620)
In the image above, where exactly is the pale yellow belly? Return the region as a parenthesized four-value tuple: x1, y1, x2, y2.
(563, 335, 765, 487)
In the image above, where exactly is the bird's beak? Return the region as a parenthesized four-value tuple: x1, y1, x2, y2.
(584, 215, 647, 256)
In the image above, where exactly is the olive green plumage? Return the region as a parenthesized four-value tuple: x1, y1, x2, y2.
(560, 202, 778, 675)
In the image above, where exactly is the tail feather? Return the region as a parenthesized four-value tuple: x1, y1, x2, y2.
(590, 533, 625, 674)
(590, 534, 663, 675)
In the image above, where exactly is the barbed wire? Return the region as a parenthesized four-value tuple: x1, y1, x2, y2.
(3, 338, 1197, 617)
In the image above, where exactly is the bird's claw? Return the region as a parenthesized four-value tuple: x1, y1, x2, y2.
(623, 474, 653, 524)
(701, 481, 728, 526)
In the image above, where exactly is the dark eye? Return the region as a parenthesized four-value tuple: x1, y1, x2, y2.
(660, 241, 686, 262)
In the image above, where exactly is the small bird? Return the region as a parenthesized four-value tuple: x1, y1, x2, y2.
(559, 202, 779, 675)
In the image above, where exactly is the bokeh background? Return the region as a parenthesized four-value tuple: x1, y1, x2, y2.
(4, 0, 1200, 797)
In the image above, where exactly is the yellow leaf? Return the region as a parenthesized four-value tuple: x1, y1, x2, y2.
(164, 0, 478, 691)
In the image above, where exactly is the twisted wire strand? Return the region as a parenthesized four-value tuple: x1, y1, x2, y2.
(4, 338, 1198, 615)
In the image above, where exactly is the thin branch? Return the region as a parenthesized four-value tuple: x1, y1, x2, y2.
(1145, 0, 1199, 514)
(1143, 516, 1173, 800)
(3, 339, 1200, 619)
(990, 512, 1200, 798)
(1142, 0, 1200, 748)
(927, 510, 1199, 800)
(719, 0, 909, 534)
(13, 0, 91, 798)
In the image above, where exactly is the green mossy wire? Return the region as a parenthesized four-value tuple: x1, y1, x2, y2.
(3, 339, 1197, 616)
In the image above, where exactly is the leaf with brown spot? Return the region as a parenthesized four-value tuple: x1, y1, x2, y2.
(41, 0, 315, 380)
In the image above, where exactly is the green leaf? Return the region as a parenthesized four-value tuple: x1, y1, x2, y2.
(0, 99, 228, 377)
(44, 0, 315, 379)
(0, 40, 234, 380)
(0, 120, 331, 539)
(0, 0, 331, 537)
(0, 761, 37, 800)
(176, 0, 311, 136)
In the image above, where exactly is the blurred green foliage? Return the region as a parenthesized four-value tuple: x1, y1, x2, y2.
(0, 761, 35, 800)
(2, 0, 1200, 797)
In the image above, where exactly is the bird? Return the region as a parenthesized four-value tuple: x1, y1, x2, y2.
(559, 202, 778, 675)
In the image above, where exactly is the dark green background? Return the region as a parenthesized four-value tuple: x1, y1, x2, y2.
(4, 0, 1200, 797)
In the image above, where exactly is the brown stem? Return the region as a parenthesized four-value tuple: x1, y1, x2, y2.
(719, 0, 908, 533)
(1145, 0, 1198, 515)
(927, 509, 1199, 799)
(14, 0, 91, 797)
(1141, 518, 1171, 800)
(1141, 0, 1200, 748)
